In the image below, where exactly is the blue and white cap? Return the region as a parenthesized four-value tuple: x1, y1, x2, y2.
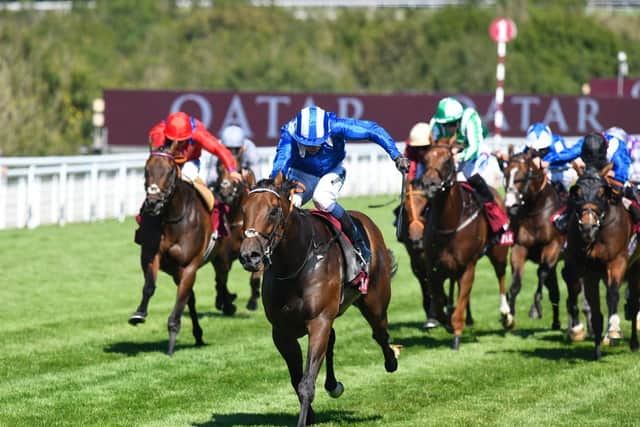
(291, 106, 330, 146)
(526, 122, 552, 150)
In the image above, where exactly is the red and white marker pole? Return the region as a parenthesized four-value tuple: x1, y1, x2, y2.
(489, 18, 517, 147)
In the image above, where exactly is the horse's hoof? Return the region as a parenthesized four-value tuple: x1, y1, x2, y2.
(327, 382, 344, 398)
(630, 340, 639, 352)
(215, 295, 224, 311)
(222, 303, 237, 316)
(128, 312, 146, 325)
(594, 346, 602, 361)
(246, 299, 258, 311)
(423, 318, 440, 330)
(551, 320, 561, 331)
(465, 317, 475, 327)
(501, 313, 515, 330)
(528, 304, 542, 319)
(385, 356, 398, 373)
(568, 324, 586, 342)
(452, 335, 461, 350)
(195, 339, 205, 347)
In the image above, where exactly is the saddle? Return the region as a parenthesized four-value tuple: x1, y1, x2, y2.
(310, 210, 370, 294)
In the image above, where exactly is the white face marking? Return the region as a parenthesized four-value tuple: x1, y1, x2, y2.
(504, 169, 519, 208)
(147, 183, 161, 195)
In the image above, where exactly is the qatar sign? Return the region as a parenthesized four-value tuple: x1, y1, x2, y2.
(104, 89, 640, 148)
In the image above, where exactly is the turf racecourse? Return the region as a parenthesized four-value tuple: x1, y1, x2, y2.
(2, 194, 640, 427)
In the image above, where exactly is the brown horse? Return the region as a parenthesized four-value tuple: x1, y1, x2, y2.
(399, 178, 474, 329)
(239, 174, 398, 427)
(416, 144, 508, 349)
(129, 148, 220, 355)
(501, 151, 564, 330)
(564, 166, 639, 359)
(210, 164, 262, 312)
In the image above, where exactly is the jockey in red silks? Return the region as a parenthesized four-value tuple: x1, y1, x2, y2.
(136, 112, 241, 240)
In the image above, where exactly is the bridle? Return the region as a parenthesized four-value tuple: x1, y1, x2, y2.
(420, 145, 456, 195)
(573, 175, 609, 242)
(243, 187, 288, 267)
(505, 154, 547, 214)
(143, 151, 180, 219)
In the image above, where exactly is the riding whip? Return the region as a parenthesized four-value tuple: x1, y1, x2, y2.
(396, 171, 407, 241)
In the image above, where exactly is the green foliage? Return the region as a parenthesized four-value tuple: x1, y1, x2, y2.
(0, 2, 639, 155)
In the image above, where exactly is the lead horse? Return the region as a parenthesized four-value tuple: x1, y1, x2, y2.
(129, 146, 219, 355)
(239, 174, 398, 427)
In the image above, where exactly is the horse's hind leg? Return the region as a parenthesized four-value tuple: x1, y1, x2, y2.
(247, 270, 261, 311)
(324, 327, 344, 398)
(356, 298, 398, 373)
(167, 267, 197, 356)
(213, 258, 237, 316)
(627, 262, 640, 352)
(545, 265, 561, 330)
(490, 244, 510, 329)
(451, 264, 475, 350)
(129, 252, 160, 325)
(186, 289, 204, 346)
(583, 272, 603, 360)
(563, 261, 586, 341)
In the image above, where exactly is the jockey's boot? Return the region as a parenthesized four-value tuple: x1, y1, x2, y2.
(339, 213, 371, 268)
(468, 174, 513, 245)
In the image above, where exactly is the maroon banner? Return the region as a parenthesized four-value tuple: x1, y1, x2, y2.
(590, 77, 640, 98)
(104, 89, 640, 148)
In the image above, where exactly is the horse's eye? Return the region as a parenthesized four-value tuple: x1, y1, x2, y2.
(269, 207, 281, 218)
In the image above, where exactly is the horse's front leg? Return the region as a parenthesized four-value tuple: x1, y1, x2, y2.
(297, 317, 333, 427)
(167, 265, 198, 356)
(582, 271, 603, 360)
(247, 269, 262, 311)
(451, 263, 476, 350)
(563, 261, 586, 341)
(603, 256, 627, 346)
(186, 288, 204, 347)
(506, 245, 527, 327)
(129, 251, 160, 325)
(540, 242, 562, 329)
(627, 261, 640, 352)
(272, 328, 304, 424)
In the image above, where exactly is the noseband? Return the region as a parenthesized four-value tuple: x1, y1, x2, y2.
(421, 149, 456, 194)
(243, 187, 287, 266)
(144, 151, 179, 216)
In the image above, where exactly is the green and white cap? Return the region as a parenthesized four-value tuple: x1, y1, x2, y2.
(434, 97, 464, 124)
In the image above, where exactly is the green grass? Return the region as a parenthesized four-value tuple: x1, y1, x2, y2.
(2, 195, 640, 426)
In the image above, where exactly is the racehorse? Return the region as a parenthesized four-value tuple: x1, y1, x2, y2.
(399, 178, 474, 329)
(416, 143, 508, 349)
(129, 146, 219, 355)
(210, 163, 262, 312)
(239, 174, 398, 427)
(502, 151, 564, 330)
(564, 165, 639, 359)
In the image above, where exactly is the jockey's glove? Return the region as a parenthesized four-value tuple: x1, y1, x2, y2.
(395, 156, 410, 173)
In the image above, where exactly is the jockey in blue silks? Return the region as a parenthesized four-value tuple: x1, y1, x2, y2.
(271, 105, 409, 266)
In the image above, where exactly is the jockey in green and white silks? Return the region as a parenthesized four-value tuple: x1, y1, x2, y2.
(428, 97, 513, 245)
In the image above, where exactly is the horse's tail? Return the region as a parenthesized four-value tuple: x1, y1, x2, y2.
(388, 249, 399, 280)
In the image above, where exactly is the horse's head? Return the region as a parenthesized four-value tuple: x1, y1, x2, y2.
(571, 167, 609, 244)
(239, 172, 295, 272)
(143, 150, 179, 216)
(417, 143, 457, 199)
(212, 164, 255, 206)
(503, 151, 538, 216)
(403, 180, 429, 249)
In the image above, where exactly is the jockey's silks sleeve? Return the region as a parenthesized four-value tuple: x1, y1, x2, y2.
(271, 126, 294, 177)
(331, 118, 402, 160)
(544, 135, 582, 165)
(460, 109, 483, 162)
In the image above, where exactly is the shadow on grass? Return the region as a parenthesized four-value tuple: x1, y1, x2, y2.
(195, 311, 253, 320)
(103, 340, 207, 356)
(490, 345, 596, 362)
(193, 409, 382, 426)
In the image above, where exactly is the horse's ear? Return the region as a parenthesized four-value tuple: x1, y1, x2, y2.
(273, 171, 284, 188)
(599, 162, 614, 178)
(507, 144, 514, 157)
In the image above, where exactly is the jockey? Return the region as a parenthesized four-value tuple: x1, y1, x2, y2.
(271, 105, 409, 267)
(428, 97, 513, 245)
(522, 122, 578, 196)
(204, 124, 261, 186)
(553, 131, 633, 231)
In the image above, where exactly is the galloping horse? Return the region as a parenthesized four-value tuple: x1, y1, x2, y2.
(564, 166, 639, 359)
(502, 151, 564, 330)
(239, 174, 398, 427)
(399, 178, 474, 329)
(416, 143, 508, 349)
(210, 164, 262, 312)
(129, 146, 219, 355)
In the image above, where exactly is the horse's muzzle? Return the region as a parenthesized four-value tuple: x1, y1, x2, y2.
(579, 223, 599, 244)
(240, 240, 264, 272)
(142, 198, 164, 216)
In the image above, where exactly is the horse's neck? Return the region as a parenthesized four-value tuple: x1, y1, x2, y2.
(271, 209, 315, 270)
(228, 188, 246, 220)
(431, 184, 463, 229)
(526, 178, 557, 211)
(166, 181, 197, 224)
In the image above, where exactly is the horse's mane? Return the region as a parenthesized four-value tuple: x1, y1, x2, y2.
(254, 178, 297, 194)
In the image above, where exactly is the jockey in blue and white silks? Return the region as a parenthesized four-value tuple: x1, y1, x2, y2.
(271, 105, 409, 265)
(521, 122, 578, 193)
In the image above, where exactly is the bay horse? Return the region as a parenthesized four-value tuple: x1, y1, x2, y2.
(210, 164, 262, 312)
(564, 165, 639, 359)
(239, 174, 398, 427)
(502, 151, 564, 330)
(399, 178, 474, 329)
(129, 147, 221, 355)
(416, 143, 508, 349)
